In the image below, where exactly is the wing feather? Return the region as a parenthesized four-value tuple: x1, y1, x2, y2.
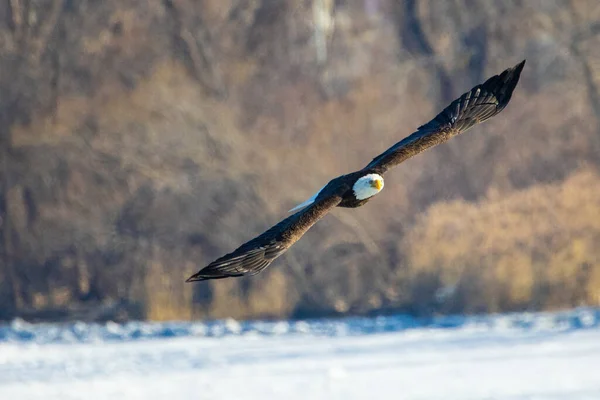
(186, 194, 342, 282)
(365, 60, 525, 173)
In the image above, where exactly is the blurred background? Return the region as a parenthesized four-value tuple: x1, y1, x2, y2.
(1, 0, 599, 325)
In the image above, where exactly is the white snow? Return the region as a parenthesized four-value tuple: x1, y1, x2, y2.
(2, 314, 600, 400)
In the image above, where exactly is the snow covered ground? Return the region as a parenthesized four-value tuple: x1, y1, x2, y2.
(2, 309, 600, 400)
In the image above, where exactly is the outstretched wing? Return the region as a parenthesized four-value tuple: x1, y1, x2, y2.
(365, 60, 525, 174)
(186, 193, 343, 282)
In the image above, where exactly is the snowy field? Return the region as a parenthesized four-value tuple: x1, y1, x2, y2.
(2, 309, 600, 400)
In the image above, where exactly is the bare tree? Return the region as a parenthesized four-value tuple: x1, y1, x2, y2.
(0, 0, 64, 315)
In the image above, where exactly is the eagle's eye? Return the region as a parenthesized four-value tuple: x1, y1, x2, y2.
(370, 178, 383, 190)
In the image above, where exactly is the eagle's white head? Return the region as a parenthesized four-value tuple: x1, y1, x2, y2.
(353, 173, 384, 200)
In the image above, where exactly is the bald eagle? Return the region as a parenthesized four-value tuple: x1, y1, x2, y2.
(187, 61, 525, 282)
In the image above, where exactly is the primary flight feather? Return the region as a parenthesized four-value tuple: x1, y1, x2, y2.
(187, 60, 525, 282)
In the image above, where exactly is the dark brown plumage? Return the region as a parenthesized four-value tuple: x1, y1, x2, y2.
(365, 60, 525, 173)
(187, 193, 345, 281)
(186, 60, 525, 282)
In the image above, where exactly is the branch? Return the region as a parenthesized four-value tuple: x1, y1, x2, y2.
(8, 0, 22, 32)
(7, 0, 24, 46)
(29, 0, 64, 62)
(166, 0, 227, 98)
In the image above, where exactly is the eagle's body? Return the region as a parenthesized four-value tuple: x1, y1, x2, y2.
(320, 171, 383, 208)
(187, 61, 526, 282)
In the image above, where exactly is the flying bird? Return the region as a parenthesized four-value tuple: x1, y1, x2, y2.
(187, 60, 525, 282)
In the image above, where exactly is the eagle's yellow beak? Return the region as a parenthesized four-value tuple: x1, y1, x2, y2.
(371, 179, 383, 190)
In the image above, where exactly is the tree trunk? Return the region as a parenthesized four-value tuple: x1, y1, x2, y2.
(0, 111, 20, 318)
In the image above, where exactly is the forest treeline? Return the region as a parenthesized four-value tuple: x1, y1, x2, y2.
(0, 0, 599, 322)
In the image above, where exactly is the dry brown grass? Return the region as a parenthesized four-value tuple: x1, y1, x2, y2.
(402, 168, 600, 313)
